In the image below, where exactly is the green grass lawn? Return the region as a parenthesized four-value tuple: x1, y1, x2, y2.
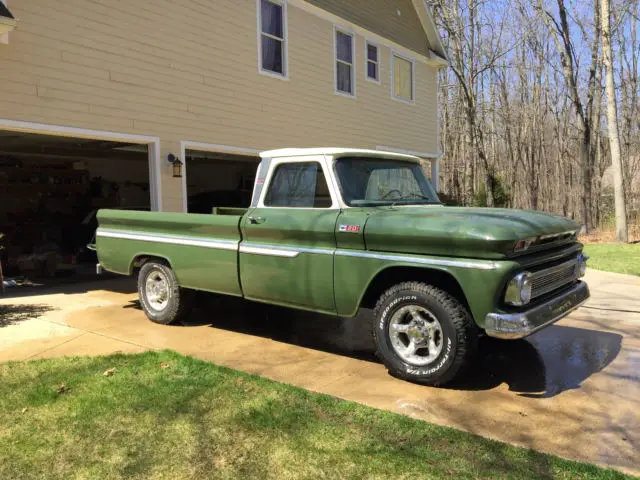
(583, 243, 640, 276)
(0, 351, 630, 480)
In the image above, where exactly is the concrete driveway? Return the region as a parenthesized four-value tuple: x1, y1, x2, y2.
(1, 270, 638, 475)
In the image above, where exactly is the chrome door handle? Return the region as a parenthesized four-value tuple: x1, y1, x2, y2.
(248, 216, 266, 224)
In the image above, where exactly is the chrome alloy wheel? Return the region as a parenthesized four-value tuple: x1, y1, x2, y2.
(145, 269, 170, 311)
(388, 305, 444, 366)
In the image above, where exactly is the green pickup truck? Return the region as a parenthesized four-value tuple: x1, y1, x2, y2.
(96, 148, 590, 385)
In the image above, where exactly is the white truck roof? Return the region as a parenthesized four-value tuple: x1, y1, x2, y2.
(259, 147, 421, 162)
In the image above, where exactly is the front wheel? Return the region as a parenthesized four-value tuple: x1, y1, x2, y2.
(138, 261, 193, 325)
(372, 282, 478, 386)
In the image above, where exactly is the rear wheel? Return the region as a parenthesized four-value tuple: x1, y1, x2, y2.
(137, 261, 193, 325)
(372, 282, 477, 386)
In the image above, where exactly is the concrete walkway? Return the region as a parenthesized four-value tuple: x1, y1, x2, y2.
(0, 270, 638, 475)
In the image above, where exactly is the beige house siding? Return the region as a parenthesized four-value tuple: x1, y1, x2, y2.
(304, 0, 431, 55)
(0, 0, 439, 212)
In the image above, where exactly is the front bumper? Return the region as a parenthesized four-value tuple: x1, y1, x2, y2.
(484, 281, 590, 339)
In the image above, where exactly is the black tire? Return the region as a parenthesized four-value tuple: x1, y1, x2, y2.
(137, 261, 193, 325)
(372, 282, 478, 386)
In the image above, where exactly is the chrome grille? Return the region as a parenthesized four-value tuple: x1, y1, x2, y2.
(513, 231, 577, 256)
(530, 257, 580, 299)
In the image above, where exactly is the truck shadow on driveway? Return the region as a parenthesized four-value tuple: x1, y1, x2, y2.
(128, 293, 623, 397)
(448, 328, 622, 397)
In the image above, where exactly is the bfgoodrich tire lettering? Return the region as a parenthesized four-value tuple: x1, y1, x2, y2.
(137, 261, 193, 325)
(372, 282, 477, 386)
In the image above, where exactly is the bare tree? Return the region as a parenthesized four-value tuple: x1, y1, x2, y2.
(428, 0, 639, 234)
(601, 0, 628, 242)
(429, 0, 512, 207)
(535, 0, 601, 232)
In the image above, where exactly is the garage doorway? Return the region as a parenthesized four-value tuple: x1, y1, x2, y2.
(181, 142, 260, 214)
(0, 120, 160, 288)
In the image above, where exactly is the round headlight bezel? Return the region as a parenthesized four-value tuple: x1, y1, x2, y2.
(505, 272, 533, 306)
(577, 253, 588, 277)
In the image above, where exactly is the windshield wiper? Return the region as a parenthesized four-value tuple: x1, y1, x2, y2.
(389, 193, 438, 208)
(351, 194, 438, 207)
(397, 192, 430, 200)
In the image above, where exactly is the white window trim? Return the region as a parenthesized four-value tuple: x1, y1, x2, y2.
(258, 156, 340, 209)
(365, 40, 381, 84)
(256, 0, 289, 81)
(333, 25, 356, 98)
(391, 50, 416, 105)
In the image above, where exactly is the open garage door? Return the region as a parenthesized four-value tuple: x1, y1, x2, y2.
(184, 148, 260, 214)
(0, 130, 152, 284)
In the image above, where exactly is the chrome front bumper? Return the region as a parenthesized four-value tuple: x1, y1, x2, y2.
(484, 281, 590, 339)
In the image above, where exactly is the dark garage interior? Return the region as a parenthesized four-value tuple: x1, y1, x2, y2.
(0, 131, 150, 287)
(185, 149, 259, 214)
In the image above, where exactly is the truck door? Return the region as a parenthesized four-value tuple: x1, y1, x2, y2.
(239, 156, 338, 313)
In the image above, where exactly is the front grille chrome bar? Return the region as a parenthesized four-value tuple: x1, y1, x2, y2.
(530, 256, 580, 299)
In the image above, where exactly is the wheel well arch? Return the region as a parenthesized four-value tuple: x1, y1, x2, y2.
(129, 254, 172, 275)
(359, 266, 470, 312)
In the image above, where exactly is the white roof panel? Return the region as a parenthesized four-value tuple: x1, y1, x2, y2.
(259, 147, 421, 161)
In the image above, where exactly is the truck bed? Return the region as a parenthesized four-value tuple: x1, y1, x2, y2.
(96, 209, 243, 296)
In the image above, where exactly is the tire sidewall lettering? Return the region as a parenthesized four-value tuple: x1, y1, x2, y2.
(403, 338, 452, 376)
(379, 295, 417, 329)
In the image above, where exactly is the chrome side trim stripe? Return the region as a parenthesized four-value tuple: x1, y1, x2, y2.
(98, 229, 498, 269)
(334, 249, 499, 270)
(239, 245, 300, 258)
(239, 243, 335, 258)
(97, 229, 238, 251)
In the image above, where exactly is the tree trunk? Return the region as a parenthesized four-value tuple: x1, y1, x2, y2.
(601, 0, 628, 242)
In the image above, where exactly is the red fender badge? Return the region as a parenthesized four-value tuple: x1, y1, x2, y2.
(339, 225, 360, 233)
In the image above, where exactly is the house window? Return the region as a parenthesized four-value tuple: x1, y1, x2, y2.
(335, 29, 355, 96)
(366, 42, 379, 82)
(258, 0, 287, 77)
(264, 162, 332, 208)
(392, 53, 415, 102)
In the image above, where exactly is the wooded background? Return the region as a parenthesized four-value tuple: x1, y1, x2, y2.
(429, 0, 639, 232)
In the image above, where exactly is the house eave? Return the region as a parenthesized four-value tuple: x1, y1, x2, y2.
(427, 50, 449, 67)
(0, 16, 16, 36)
(411, 0, 449, 63)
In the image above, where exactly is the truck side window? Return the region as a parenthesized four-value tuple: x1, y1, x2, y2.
(264, 162, 332, 208)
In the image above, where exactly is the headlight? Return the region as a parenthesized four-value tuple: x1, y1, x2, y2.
(577, 253, 588, 277)
(505, 272, 533, 306)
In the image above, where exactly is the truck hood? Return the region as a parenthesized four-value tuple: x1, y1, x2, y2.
(364, 206, 579, 259)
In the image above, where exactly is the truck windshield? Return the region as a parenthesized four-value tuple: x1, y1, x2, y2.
(334, 157, 441, 207)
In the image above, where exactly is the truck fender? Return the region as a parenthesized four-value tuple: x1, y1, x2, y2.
(357, 265, 469, 314)
(129, 253, 174, 275)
